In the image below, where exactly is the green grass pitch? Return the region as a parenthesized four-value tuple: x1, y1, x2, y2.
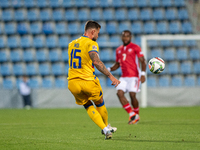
(0, 106, 199, 150)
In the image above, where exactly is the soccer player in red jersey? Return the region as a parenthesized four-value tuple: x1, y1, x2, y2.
(107, 30, 146, 124)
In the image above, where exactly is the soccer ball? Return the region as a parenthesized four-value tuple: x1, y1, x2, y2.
(148, 57, 165, 74)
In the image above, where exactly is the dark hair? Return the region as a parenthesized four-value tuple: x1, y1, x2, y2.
(122, 30, 131, 35)
(85, 20, 101, 31)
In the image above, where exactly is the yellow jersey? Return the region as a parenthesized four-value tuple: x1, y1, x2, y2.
(67, 35, 99, 80)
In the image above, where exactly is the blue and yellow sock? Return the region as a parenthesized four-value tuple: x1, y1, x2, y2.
(96, 100, 108, 127)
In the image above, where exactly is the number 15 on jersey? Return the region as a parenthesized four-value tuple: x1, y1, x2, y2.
(70, 49, 81, 69)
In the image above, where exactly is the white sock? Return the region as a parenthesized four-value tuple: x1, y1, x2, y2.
(129, 111, 135, 117)
(103, 127, 109, 135)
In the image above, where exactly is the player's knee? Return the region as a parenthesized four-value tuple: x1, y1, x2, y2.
(117, 91, 124, 98)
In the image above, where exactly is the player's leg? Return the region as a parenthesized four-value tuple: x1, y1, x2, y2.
(129, 92, 139, 114)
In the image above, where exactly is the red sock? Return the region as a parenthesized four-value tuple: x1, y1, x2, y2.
(123, 103, 133, 114)
(133, 107, 139, 114)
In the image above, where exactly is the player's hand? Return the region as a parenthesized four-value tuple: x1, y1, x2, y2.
(141, 75, 146, 83)
(108, 74, 120, 87)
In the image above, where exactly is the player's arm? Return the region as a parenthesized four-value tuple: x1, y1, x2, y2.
(89, 51, 120, 87)
(139, 56, 146, 83)
(107, 62, 120, 72)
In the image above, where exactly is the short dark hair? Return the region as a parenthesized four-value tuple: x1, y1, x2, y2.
(85, 20, 101, 31)
(122, 30, 131, 35)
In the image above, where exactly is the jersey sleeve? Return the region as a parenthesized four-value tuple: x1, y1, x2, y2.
(115, 48, 120, 62)
(88, 41, 99, 54)
(135, 45, 144, 58)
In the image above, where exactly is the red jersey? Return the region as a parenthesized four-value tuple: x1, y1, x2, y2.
(116, 42, 144, 77)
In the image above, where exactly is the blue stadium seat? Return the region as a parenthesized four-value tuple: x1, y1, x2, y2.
(163, 48, 176, 61)
(149, 0, 161, 7)
(67, 22, 80, 34)
(26, 63, 38, 75)
(115, 8, 127, 21)
(99, 49, 113, 62)
(36, 0, 48, 8)
(124, 0, 136, 7)
(36, 49, 48, 62)
(24, 0, 36, 8)
(71, 35, 80, 41)
(10, 49, 22, 62)
(168, 61, 180, 75)
(52, 63, 64, 75)
(147, 40, 159, 47)
(128, 9, 139, 21)
(40, 9, 52, 21)
(134, 36, 141, 46)
(140, 8, 152, 21)
(46, 36, 58, 48)
(43, 22, 55, 34)
(143, 22, 156, 34)
(137, 0, 148, 7)
(97, 35, 109, 47)
(7, 36, 19, 48)
(21, 35, 32, 48)
(29, 76, 41, 88)
(156, 21, 168, 34)
(55, 77, 68, 88)
(158, 76, 170, 87)
(0, 63, 12, 76)
(2, 9, 13, 21)
(193, 62, 200, 74)
(169, 21, 181, 34)
(59, 36, 70, 48)
(52, 9, 64, 21)
(171, 75, 183, 87)
(106, 22, 118, 34)
(30, 22, 42, 34)
(39, 63, 51, 75)
(174, 0, 185, 7)
(197, 76, 200, 86)
(184, 75, 196, 87)
(153, 8, 165, 21)
(74, 0, 86, 7)
(160, 40, 171, 47)
(99, 0, 112, 7)
(112, 0, 124, 8)
(13, 63, 25, 75)
(48, 49, 61, 62)
(49, 0, 61, 8)
(17, 23, 29, 34)
(0, 0, 10, 8)
(65, 9, 77, 21)
(97, 76, 106, 87)
(190, 48, 200, 60)
(42, 77, 54, 88)
(185, 40, 196, 47)
(99, 21, 106, 34)
(161, 0, 173, 7)
(110, 35, 122, 47)
(147, 76, 157, 87)
(23, 49, 35, 62)
(80, 22, 85, 33)
(150, 48, 162, 58)
(178, 8, 189, 20)
(61, 49, 69, 62)
(165, 8, 177, 20)
(180, 61, 193, 74)
(33, 35, 45, 48)
(64, 63, 69, 74)
(182, 22, 193, 34)
(118, 22, 131, 33)
(78, 8, 90, 21)
(0, 36, 7, 48)
(0, 49, 9, 62)
(103, 8, 115, 21)
(3, 77, 15, 89)
(172, 40, 184, 47)
(27, 9, 39, 21)
(55, 22, 67, 35)
(86, 0, 99, 8)
(5, 22, 16, 35)
(63, 0, 74, 8)
(90, 8, 103, 21)
(131, 22, 143, 34)
(177, 48, 188, 60)
(0, 23, 4, 35)
(14, 9, 27, 21)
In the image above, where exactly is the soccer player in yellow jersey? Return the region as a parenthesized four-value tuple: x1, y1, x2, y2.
(68, 20, 120, 139)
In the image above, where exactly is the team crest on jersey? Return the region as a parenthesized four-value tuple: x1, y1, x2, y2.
(118, 50, 121, 54)
(128, 48, 132, 52)
(92, 45, 97, 50)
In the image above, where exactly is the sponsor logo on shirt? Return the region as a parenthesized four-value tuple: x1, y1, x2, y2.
(128, 48, 132, 52)
(92, 45, 97, 50)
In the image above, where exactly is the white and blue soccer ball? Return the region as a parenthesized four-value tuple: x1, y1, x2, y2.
(148, 57, 165, 74)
